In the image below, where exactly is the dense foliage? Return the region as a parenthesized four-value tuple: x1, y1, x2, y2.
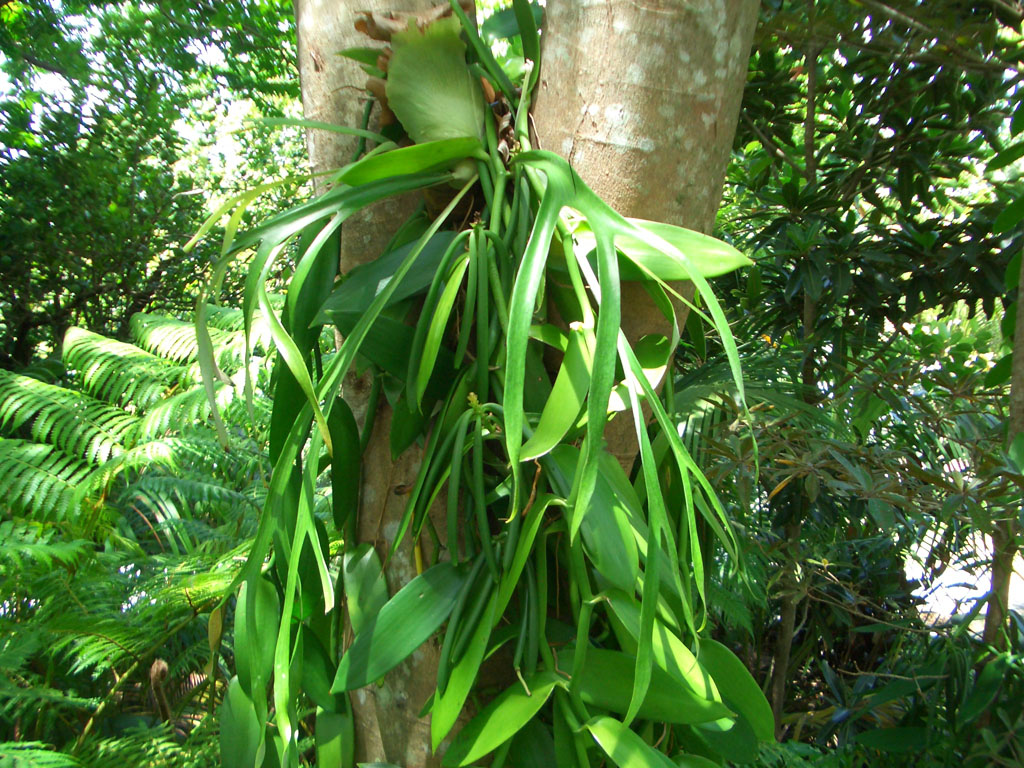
(0, 0, 305, 366)
(688, 1, 1024, 764)
(2, 0, 1024, 766)
(0, 307, 279, 766)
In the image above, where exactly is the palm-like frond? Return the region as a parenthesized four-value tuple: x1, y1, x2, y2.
(131, 383, 234, 444)
(63, 328, 189, 412)
(130, 312, 248, 372)
(0, 439, 92, 521)
(0, 520, 92, 571)
(0, 369, 137, 462)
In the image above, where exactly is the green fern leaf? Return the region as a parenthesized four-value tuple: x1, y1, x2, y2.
(0, 439, 92, 521)
(0, 369, 136, 462)
(63, 328, 189, 412)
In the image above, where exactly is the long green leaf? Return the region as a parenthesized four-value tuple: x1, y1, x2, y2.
(340, 138, 485, 186)
(332, 561, 468, 691)
(560, 647, 732, 725)
(520, 324, 593, 460)
(441, 671, 563, 767)
(431, 592, 498, 749)
(606, 591, 724, 709)
(220, 677, 262, 768)
(342, 544, 388, 637)
(417, 252, 471, 404)
(585, 716, 678, 768)
(236, 577, 280, 703)
(698, 639, 774, 742)
(574, 218, 751, 281)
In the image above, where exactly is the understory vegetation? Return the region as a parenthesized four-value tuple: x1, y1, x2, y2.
(1, 1, 1024, 767)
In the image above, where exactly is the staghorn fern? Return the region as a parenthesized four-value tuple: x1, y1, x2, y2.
(0, 369, 137, 462)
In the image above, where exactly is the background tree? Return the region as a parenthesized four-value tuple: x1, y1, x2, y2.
(696, 0, 1024, 748)
(0, 0, 303, 367)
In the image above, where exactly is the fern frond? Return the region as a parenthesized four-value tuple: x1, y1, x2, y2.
(0, 520, 92, 571)
(0, 439, 92, 521)
(203, 295, 282, 351)
(131, 384, 235, 443)
(0, 676, 97, 718)
(50, 615, 153, 675)
(129, 475, 257, 514)
(119, 474, 258, 554)
(0, 742, 82, 767)
(74, 722, 219, 768)
(130, 312, 248, 372)
(76, 439, 187, 504)
(17, 357, 66, 385)
(63, 328, 189, 412)
(0, 370, 137, 462)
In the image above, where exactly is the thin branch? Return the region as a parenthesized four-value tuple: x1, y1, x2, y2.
(740, 112, 804, 176)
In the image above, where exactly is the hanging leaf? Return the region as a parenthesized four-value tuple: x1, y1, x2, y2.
(560, 646, 733, 725)
(332, 561, 468, 691)
(698, 639, 774, 742)
(343, 544, 388, 637)
(520, 323, 594, 460)
(220, 677, 262, 768)
(442, 671, 563, 767)
(235, 577, 280, 700)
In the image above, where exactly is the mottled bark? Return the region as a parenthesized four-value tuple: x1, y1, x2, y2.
(533, 0, 758, 470)
(295, 2, 443, 765)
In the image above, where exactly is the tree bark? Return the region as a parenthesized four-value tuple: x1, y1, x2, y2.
(295, 3, 445, 765)
(983, 245, 1024, 650)
(532, 0, 758, 469)
(292, 0, 759, 763)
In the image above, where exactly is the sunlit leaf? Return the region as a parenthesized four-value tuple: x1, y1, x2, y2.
(332, 562, 468, 691)
(585, 715, 678, 768)
(442, 671, 563, 767)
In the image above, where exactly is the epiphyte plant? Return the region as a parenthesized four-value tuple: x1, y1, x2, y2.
(192, 2, 771, 766)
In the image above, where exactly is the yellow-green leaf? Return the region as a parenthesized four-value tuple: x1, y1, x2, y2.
(585, 716, 678, 768)
(575, 218, 751, 281)
(442, 671, 562, 767)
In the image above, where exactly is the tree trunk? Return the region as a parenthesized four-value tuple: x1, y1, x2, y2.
(983, 245, 1024, 650)
(295, 4, 446, 765)
(532, 0, 758, 468)
(292, 0, 758, 763)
